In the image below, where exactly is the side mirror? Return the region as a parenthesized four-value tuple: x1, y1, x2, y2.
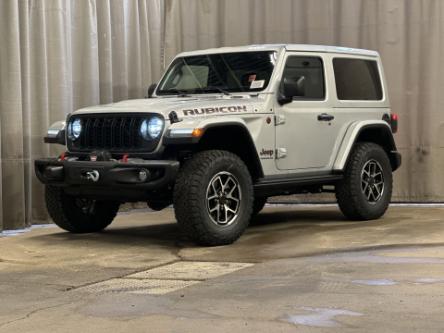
(277, 76, 306, 105)
(147, 83, 157, 98)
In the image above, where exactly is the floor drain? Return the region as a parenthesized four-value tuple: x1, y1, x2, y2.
(80, 278, 200, 295)
(78, 261, 254, 295)
(127, 261, 254, 281)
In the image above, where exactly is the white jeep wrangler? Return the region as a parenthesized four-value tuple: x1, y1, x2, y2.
(36, 44, 401, 245)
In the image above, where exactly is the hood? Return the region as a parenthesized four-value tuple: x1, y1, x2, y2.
(72, 96, 264, 119)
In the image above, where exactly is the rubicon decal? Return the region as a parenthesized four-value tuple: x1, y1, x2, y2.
(259, 148, 274, 159)
(182, 105, 248, 116)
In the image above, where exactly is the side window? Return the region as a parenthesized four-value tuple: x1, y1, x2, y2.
(333, 58, 383, 100)
(282, 56, 325, 100)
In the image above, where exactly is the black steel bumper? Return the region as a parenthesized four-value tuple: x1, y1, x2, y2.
(35, 158, 180, 194)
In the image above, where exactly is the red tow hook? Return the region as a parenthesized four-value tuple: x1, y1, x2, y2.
(121, 154, 129, 163)
(59, 152, 66, 161)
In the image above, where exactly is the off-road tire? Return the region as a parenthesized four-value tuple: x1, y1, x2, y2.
(173, 150, 253, 246)
(252, 197, 267, 216)
(45, 186, 120, 233)
(336, 142, 392, 220)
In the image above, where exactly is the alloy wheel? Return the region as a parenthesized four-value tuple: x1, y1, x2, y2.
(206, 171, 242, 226)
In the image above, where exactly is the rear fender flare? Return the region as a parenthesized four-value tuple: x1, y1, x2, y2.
(334, 120, 398, 171)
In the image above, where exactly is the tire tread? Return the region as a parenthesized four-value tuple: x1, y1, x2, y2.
(174, 150, 253, 245)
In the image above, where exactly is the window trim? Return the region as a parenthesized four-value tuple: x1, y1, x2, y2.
(280, 55, 327, 102)
(332, 57, 384, 102)
(156, 51, 277, 95)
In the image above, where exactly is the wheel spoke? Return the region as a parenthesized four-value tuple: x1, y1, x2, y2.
(227, 196, 239, 204)
(209, 204, 219, 213)
(362, 181, 369, 194)
(225, 204, 236, 214)
(211, 181, 219, 195)
(216, 205, 222, 222)
(369, 186, 376, 200)
(227, 181, 238, 197)
(371, 162, 377, 175)
(373, 185, 381, 197)
(223, 176, 233, 191)
(207, 194, 218, 201)
(223, 205, 229, 223)
(362, 169, 370, 178)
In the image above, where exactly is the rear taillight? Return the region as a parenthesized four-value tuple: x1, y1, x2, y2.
(390, 113, 398, 133)
(382, 113, 398, 133)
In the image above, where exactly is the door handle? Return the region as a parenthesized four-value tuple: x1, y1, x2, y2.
(317, 113, 334, 121)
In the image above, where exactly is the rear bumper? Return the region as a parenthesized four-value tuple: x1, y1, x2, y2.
(35, 158, 180, 199)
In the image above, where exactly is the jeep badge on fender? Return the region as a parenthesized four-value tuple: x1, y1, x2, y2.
(35, 44, 401, 246)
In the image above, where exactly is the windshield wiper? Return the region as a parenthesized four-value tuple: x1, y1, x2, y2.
(160, 89, 192, 97)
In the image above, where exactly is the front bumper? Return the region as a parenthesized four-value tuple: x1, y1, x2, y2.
(35, 158, 180, 199)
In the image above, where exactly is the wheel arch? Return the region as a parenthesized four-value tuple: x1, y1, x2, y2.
(196, 123, 264, 181)
(334, 121, 401, 172)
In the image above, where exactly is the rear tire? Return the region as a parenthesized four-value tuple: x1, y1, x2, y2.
(45, 186, 120, 233)
(335, 142, 392, 220)
(173, 150, 253, 246)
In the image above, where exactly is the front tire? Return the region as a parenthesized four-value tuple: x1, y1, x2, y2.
(45, 186, 120, 233)
(173, 150, 253, 246)
(335, 142, 393, 220)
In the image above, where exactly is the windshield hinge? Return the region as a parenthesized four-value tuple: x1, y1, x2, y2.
(274, 115, 285, 126)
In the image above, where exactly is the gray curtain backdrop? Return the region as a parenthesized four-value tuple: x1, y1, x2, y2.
(0, 0, 163, 230)
(1, 0, 443, 230)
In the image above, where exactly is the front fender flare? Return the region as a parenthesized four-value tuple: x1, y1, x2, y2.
(163, 116, 250, 145)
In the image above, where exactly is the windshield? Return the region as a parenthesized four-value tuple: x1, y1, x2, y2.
(157, 51, 277, 95)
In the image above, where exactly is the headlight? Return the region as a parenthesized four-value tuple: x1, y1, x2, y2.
(140, 117, 164, 140)
(68, 118, 82, 140)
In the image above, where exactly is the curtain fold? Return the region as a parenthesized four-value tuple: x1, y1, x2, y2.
(0, 0, 164, 230)
(164, 0, 444, 202)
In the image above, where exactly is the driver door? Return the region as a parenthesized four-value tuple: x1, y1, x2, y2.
(274, 54, 341, 171)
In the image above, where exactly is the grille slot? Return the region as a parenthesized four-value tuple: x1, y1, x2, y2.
(70, 115, 156, 152)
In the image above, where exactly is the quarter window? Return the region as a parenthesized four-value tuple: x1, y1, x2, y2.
(282, 56, 325, 100)
(333, 58, 383, 100)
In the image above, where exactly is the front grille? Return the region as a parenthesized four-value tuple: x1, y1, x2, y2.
(68, 114, 160, 153)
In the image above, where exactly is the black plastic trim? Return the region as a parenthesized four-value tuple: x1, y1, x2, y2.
(347, 123, 401, 171)
(390, 150, 402, 171)
(254, 173, 343, 197)
(44, 129, 66, 145)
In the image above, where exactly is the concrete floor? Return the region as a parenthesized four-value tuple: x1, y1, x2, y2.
(1, 205, 444, 332)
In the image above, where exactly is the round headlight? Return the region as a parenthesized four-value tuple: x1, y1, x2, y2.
(68, 118, 82, 140)
(140, 117, 164, 140)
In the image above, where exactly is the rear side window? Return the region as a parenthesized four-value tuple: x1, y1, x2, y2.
(282, 56, 325, 100)
(333, 58, 383, 100)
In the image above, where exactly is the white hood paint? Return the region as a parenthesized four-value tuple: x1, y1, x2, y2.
(72, 96, 267, 119)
